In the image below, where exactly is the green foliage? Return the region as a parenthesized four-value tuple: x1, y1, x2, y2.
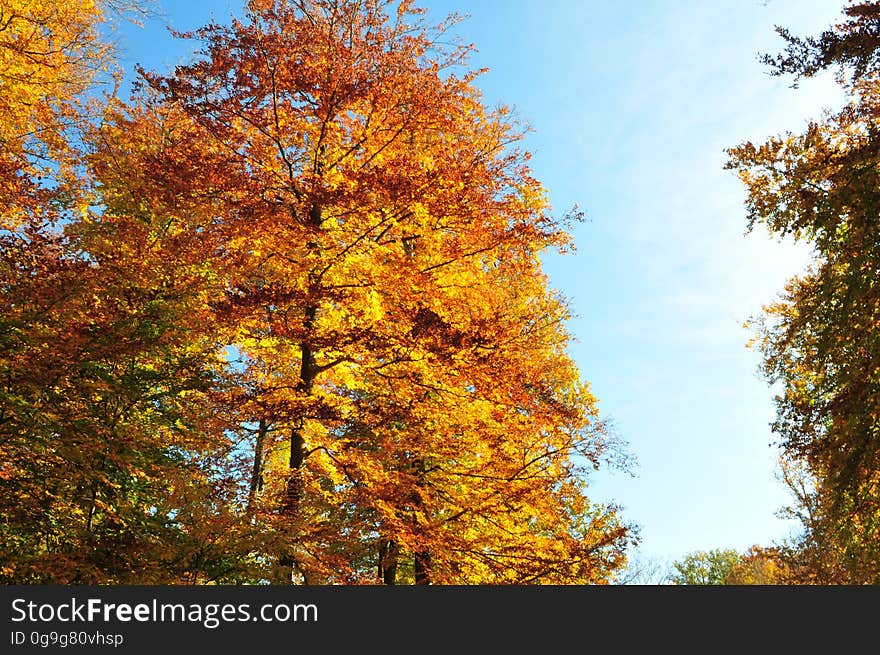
(669, 549, 742, 586)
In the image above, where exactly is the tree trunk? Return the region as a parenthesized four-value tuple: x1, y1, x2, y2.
(247, 418, 268, 513)
(378, 538, 399, 585)
(412, 457, 431, 585)
(414, 550, 432, 585)
(278, 201, 322, 582)
(283, 304, 316, 515)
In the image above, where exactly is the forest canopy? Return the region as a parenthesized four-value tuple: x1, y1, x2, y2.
(2, 0, 878, 587)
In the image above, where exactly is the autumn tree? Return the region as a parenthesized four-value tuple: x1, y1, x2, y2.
(119, 0, 632, 584)
(727, 0, 880, 583)
(723, 546, 787, 585)
(1, 0, 114, 582)
(0, 0, 255, 583)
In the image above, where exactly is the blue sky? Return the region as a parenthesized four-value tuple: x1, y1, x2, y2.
(112, 0, 846, 570)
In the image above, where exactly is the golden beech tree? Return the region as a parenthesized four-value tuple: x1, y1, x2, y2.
(121, 0, 632, 584)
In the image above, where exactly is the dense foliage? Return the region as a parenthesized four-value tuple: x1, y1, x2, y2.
(0, 0, 630, 584)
